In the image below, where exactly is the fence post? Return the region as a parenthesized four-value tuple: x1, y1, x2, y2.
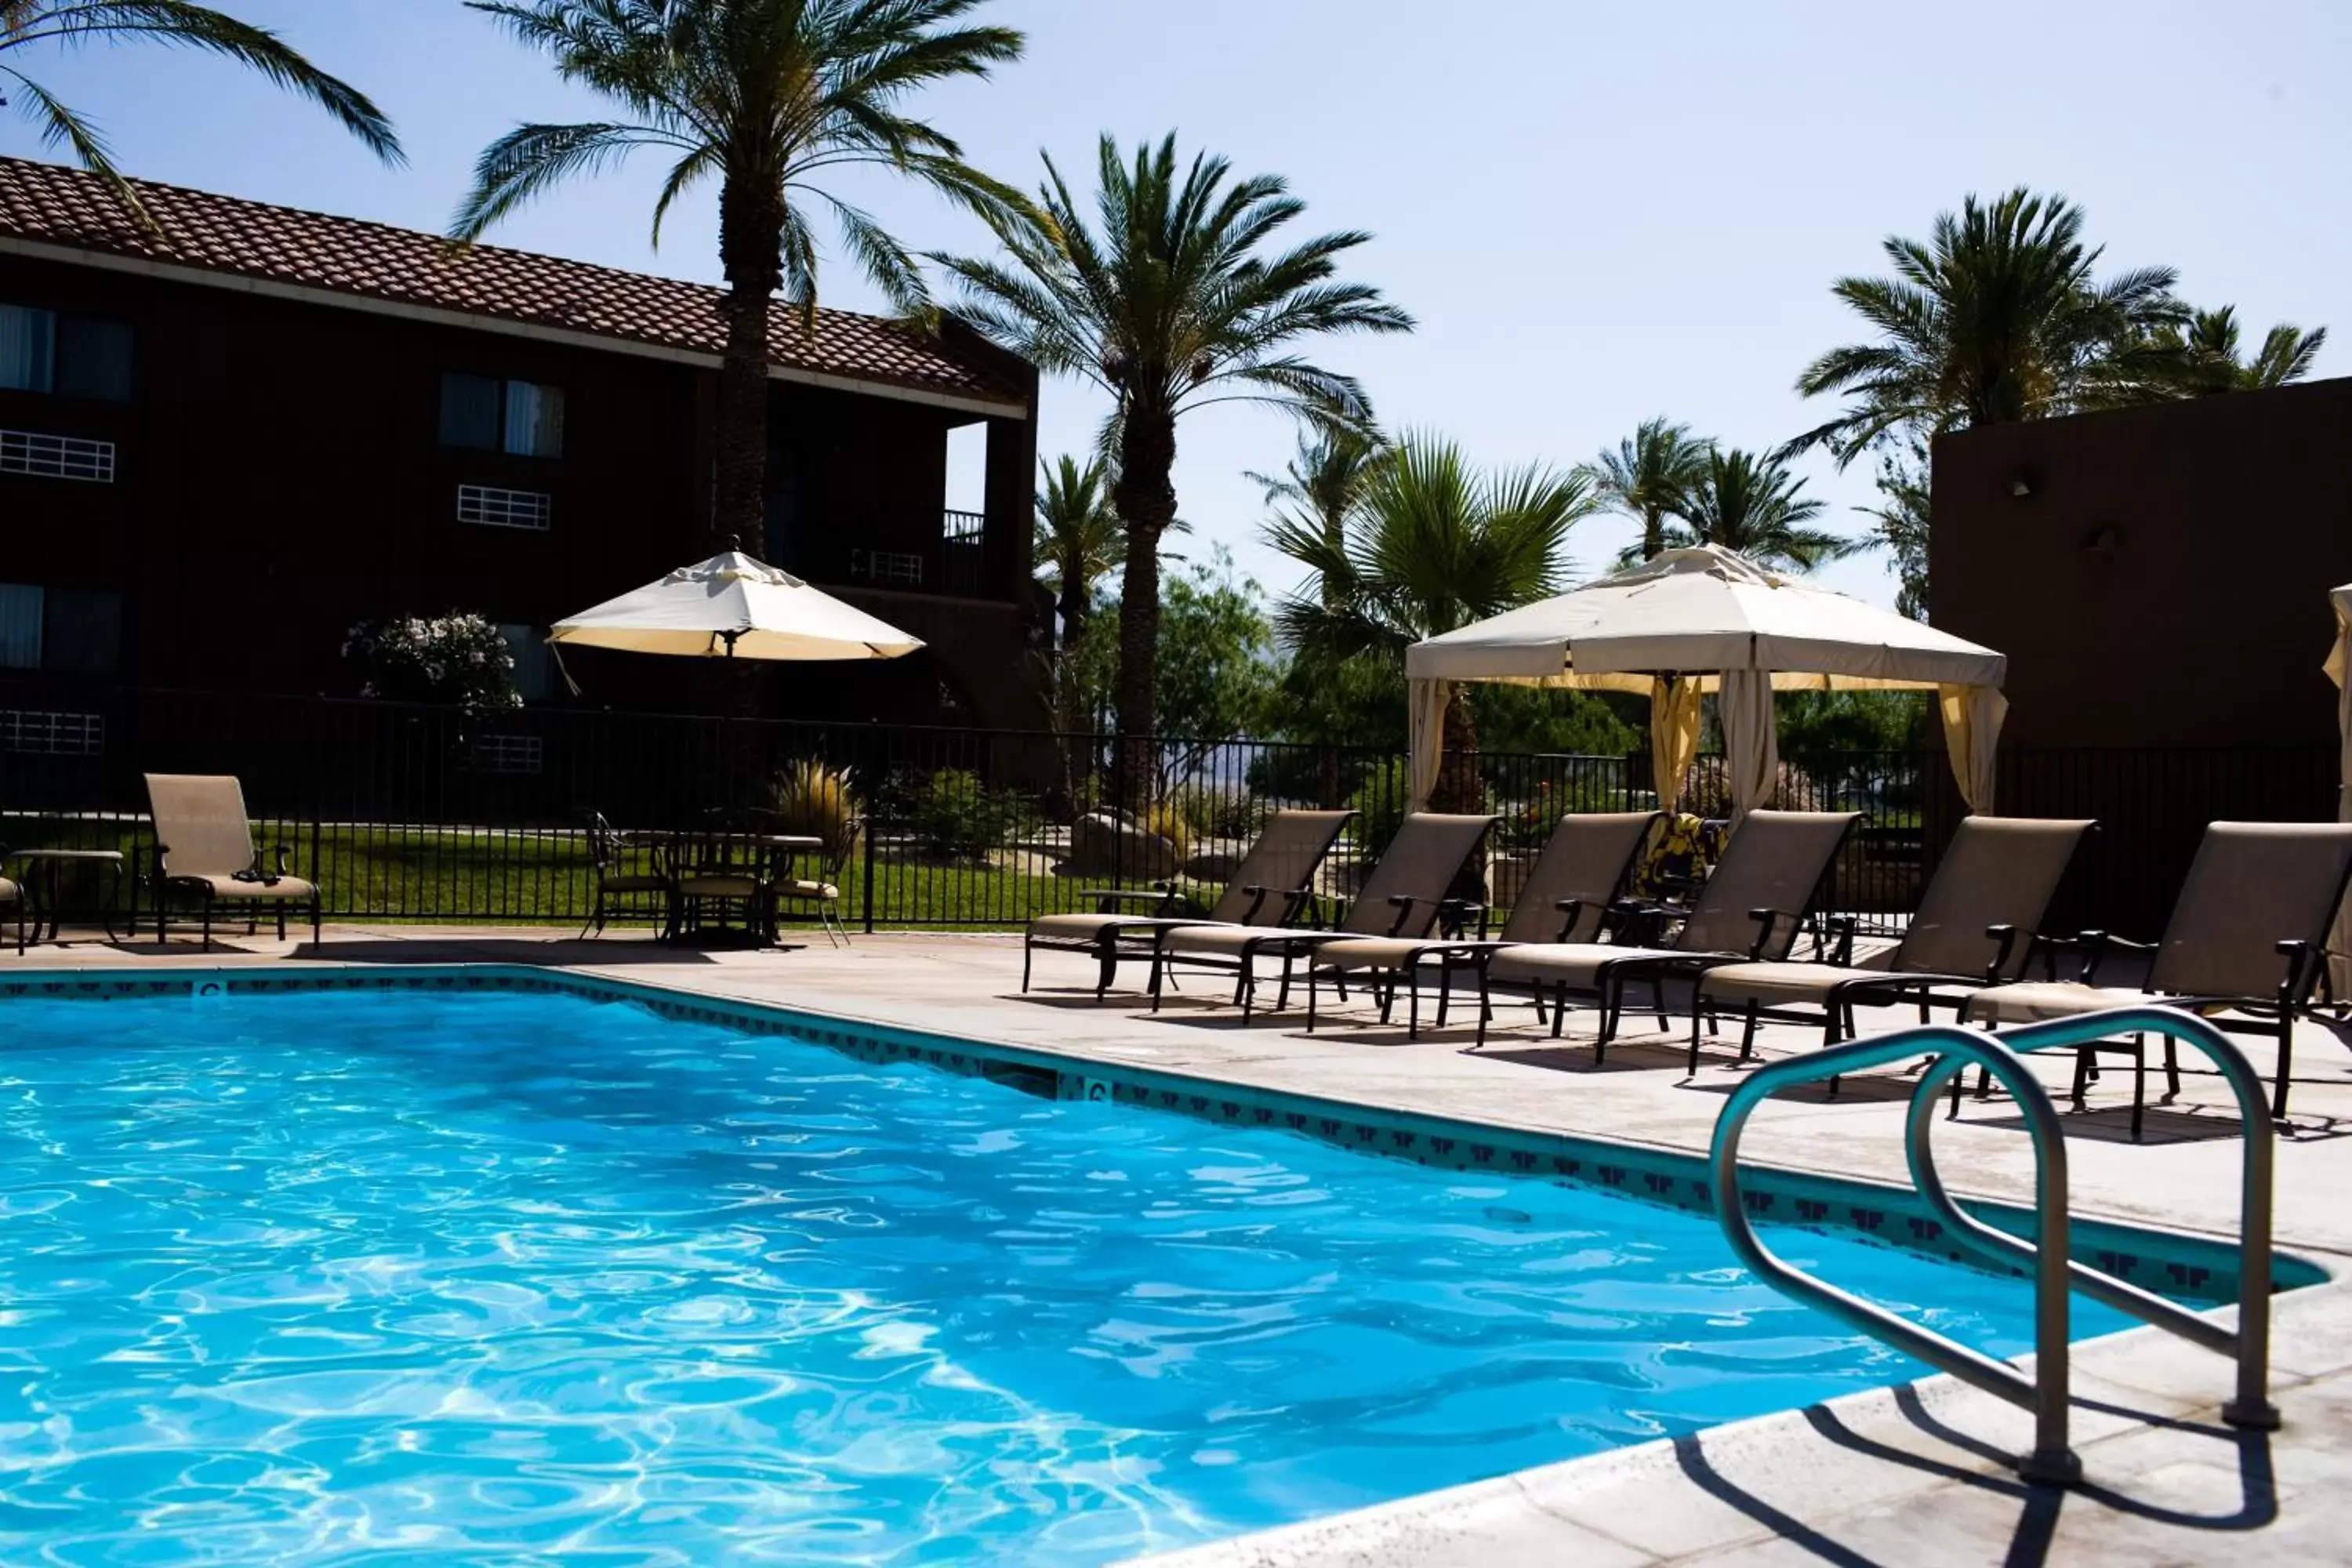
(309, 694, 325, 931)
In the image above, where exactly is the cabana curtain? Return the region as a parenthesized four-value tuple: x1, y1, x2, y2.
(1404, 546, 2009, 820)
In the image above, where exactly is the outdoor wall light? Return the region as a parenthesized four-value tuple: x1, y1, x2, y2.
(2081, 525, 2120, 554)
(2008, 473, 2034, 498)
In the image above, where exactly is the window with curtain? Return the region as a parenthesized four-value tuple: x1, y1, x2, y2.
(503, 380, 564, 457)
(0, 583, 43, 669)
(439, 373, 564, 457)
(0, 305, 57, 394)
(496, 622, 556, 702)
(42, 588, 122, 673)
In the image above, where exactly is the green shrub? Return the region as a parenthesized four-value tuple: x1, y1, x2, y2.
(905, 768, 1007, 863)
(1346, 757, 1410, 852)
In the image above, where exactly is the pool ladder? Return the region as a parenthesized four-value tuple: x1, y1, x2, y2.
(1709, 1007, 2280, 1486)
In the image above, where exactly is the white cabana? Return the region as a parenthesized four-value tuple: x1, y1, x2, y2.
(549, 549, 924, 666)
(1404, 546, 2009, 819)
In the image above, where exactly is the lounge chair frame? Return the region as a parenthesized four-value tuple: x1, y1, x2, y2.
(146, 775, 322, 952)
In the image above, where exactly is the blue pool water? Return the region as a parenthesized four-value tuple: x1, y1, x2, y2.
(0, 989, 2136, 1564)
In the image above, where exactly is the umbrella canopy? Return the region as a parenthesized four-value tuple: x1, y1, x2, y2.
(1403, 546, 2009, 816)
(549, 550, 924, 662)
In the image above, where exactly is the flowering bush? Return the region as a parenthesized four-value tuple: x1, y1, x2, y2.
(342, 613, 522, 714)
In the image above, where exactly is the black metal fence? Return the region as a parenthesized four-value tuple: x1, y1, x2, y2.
(0, 678, 2332, 939)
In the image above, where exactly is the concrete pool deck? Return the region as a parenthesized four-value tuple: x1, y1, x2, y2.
(9, 924, 2352, 1565)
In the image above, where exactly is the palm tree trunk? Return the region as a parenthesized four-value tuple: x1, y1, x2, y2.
(1642, 505, 1664, 561)
(1112, 405, 1178, 808)
(1434, 689, 1481, 815)
(715, 178, 784, 552)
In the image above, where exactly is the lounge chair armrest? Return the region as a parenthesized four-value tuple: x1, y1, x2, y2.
(267, 844, 296, 877)
(1552, 896, 1588, 942)
(2276, 938, 2317, 1002)
(1982, 923, 2024, 983)
(1823, 913, 1857, 966)
(1744, 906, 1805, 961)
(1436, 896, 1483, 938)
(1382, 892, 1439, 937)
(1080, 884, 1177, 913)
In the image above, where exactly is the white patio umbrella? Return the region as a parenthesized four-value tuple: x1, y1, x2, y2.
(548, 548, 924, 666)
(1403, 546, 2009, 821)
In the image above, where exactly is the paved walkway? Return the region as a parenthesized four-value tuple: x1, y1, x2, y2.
(8, 924, 2351, 1565)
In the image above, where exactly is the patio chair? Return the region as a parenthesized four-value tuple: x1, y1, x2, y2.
(1149, 812, 1497, 1022)
(1301, 811, 1662, 1037)
(144, 773, 321, 949)
(1022, 808, 1353, 997)
(580, 811, 670, 938)
(771, 818, 863, 948)
(1693, 815, 2096, 1058)
(1476, 809, 1860, 1065)
(1960, 820, 2352, 1124)
(0, 848, 21, 955)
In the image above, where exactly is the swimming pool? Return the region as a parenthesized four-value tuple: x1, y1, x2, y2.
(0, 985, 2146, 1564)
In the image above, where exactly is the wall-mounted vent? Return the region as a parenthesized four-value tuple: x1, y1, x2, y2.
(457, 484, 552, 531)
(0, 430, 114, 483)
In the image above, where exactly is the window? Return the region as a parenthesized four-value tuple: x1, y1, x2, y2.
(0, 303, 132, 400)
(440, 372, 564, 457)
(497, 622, 556, 702)
(0, 584, 123, 673)
(0, 583, 38, 668)
(44, 587, 122, 673)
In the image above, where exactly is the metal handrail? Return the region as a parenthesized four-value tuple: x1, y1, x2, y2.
(1956, 1005, 2280, 1430)
(1711, 1029, 2083, 1485)
(1711, 1005, 2284, 1490)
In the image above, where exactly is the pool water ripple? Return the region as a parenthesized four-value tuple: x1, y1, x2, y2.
(0, 991, 2129, 1564)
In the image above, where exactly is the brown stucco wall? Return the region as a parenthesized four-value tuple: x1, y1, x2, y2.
(1930, 376, 2352, 750)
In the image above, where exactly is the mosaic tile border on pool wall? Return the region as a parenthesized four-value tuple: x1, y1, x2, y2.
(0, 963, 2319, 1303)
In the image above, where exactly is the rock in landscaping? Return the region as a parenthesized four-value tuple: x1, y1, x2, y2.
(1065, 811, 1181, 879)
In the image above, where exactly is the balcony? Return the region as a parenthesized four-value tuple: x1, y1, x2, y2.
(844, 509, 990, 599)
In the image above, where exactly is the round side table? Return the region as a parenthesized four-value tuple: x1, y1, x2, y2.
(16, 848, 128, 943)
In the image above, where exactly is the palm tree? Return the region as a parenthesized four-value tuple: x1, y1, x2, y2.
(937, 132, 1411, 774)
(1667, 448, 1861, 572)
(452, 0, 1025, 549)
(1033, 453, 1120, 652)
(1859, 440, 1930, 620)
(1791, 188, 2183, 463)
(2166, 306, 2327, 395)
(1248, 408, 1390, 593)
(1582, 416, 1711, 561)
(1269, 434, 1592, 811)
(0, 2, 401, 217)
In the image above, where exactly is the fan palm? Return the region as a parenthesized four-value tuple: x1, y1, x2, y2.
(0, 1, 401, 219)
(1033, 453, 1120, 652)
(936, 132, 1411, 766)
(1581, 416, 1711, 561)
(1791, 188, 2183, 464)
(1270, 434, 1592, 810)
(1665, 449, 1860, 572)
(452, 0, 1025, 549)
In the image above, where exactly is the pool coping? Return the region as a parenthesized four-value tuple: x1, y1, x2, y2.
(5, 956, 2338, 1565)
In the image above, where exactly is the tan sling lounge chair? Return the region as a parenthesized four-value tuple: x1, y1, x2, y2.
(0, 852, 22, 954)
(1695, 815, 2095, 1057)
(1150, 812, 1497, 1021)
(145, 773, 321, 949)
(1478, 809, 1860, 1064)
(1961, 820, 2352, 1125)
(1303, 811, 1662, 1037)
(1022, 809, 1353, 996)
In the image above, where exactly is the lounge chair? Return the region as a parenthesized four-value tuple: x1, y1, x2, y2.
(145, 773, 321, 949)
(1150, 812, 1498, 1021)
(1022, 808, 1353, 996)
(1302, 811, 1662, 1037)
(1961, 820, 2352, 1123)
(1693, 815, 2095, 1055)
(1477, 809, 1860, 1065)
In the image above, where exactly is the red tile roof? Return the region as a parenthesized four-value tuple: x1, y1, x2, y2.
(0, 156, 1028, 408)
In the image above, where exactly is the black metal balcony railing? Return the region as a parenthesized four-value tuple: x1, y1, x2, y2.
(844, 510, 989, 598)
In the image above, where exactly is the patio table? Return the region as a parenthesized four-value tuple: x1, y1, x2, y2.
(662, 831, 822, 946)
(16, 848, 128, 944)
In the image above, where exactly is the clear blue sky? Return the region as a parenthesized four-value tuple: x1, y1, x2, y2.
(16, 0, 2348, 608)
